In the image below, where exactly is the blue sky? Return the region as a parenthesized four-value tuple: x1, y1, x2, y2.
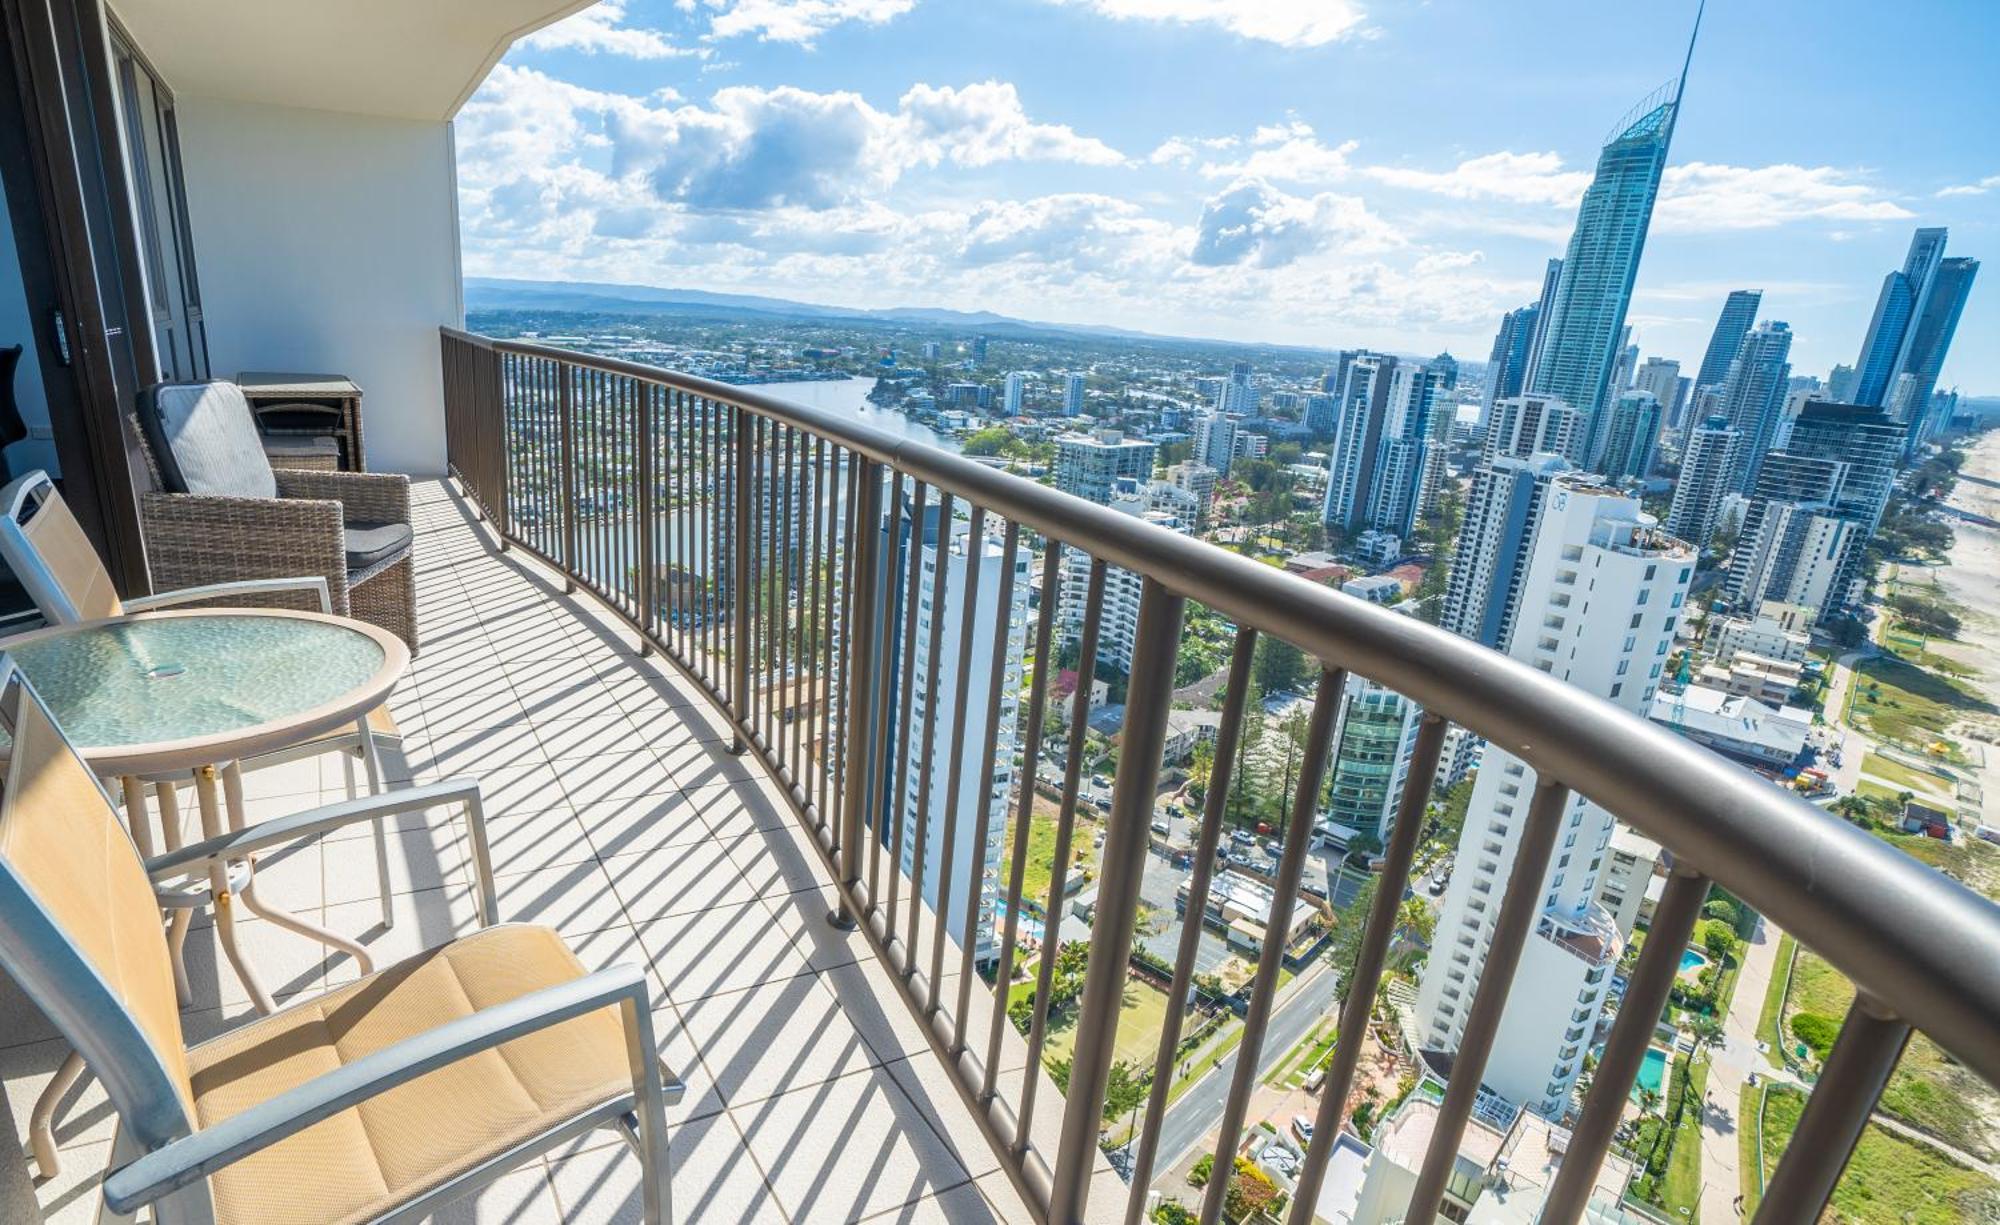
(456, 0, 1998, 393)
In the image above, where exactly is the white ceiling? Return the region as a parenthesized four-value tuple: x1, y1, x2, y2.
(108, 0, 597, 121)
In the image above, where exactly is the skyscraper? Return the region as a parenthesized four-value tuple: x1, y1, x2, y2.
(1322, 353, 1396, 531)
(1692, 290, 1761, 396)
(1063, 373, 1086, 417)
(1481, 304, 1541, 425)
(1633, 356, 1684, 427)
(1191, 413, 1238, 472)
(1527, 67, 1689, 464)
(1725, 400, 1902, 622)
(1003, 371, 1025, 416)
(1320, 679, 1425, 847)
(1521, 258, 1563, 391)
(1887, 255, 1979, 452)
(1853, 228, 1947, 408)
(1215, 361, 1258, 415)
(1482, 394, 1578, 464)
(1595, 390, 1662, 483)
(1438, 452, 1570, 650)
(1826, 363, 1858, 403)
(1417, 477, 1694, 1117)
(1715, 320, 1793, 493)
(1665, 414, 1739, 549)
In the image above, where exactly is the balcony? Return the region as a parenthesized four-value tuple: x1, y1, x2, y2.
(5, 477, 1052, 1223)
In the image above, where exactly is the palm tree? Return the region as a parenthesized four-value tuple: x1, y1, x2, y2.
(1688, 1016, 1725, 1061)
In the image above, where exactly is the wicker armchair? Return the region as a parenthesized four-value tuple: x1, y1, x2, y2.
(134, 381, 418, 654)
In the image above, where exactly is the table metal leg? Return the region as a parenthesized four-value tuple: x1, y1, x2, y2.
(154, 782, 194, 1007)
(356, 715, 395, 930)
(223, 761, 377, 977)
(196, 765, 275, 1016)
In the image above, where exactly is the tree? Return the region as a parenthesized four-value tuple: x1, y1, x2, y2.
(1103, 1059, 1149, 1124)
(962, 426, 1013, 457)
(1701, 921, 1739, 963)
(1251, 636, 1310, 698)
(1396, 896, 1436, 947)
(1225, 1157, 1280, 1221)
(1688, 1015, 1725, 1061)
(1326, 877, 1380, 983)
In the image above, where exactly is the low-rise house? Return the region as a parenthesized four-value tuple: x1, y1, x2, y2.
(1651, 684, 1811, 768)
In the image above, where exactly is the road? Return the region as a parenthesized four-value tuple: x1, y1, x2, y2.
(1146, 961, 1344, 1179)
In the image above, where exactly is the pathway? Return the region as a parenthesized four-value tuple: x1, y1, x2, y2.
(1695, 913, 1787, 1222)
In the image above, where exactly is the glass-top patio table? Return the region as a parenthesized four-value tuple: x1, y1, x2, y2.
(3, 608, 410, 1175)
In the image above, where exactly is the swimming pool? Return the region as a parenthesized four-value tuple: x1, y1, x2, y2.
(1631, 1047, 1668, 1101)
(1679, 948, 1708, 974)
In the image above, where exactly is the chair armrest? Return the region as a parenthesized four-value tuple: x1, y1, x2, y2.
(275, 469, 411, 525)
(139, 492, 347, 611)
(103, 964, 663, 1214)
(125, 576, 332, 615)
(145, 777, 496, 923)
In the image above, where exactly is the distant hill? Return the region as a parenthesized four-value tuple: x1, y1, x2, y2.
(463, 277, 1339, 354)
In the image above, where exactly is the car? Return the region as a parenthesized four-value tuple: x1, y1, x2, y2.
(1428, 877, 1447, 896)
(1263, 839, 1283, 857)
(1303, 1067, 1327, 1094)
(1291, 1115, 1314, 1143)
(1150, 820, 1171, 837)
(1230, 830, 1254, 848)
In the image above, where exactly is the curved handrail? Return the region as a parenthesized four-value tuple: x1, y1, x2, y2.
(443, 327, 2000, 1090)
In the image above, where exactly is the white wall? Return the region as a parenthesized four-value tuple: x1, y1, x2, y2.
(175, 96, 461, 475)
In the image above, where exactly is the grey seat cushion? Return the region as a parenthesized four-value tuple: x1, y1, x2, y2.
(137, 382, 277, 499)
(344, 521, 412, 573)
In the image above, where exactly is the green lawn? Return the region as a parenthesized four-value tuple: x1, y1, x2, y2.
(1858, 751, 1954, 798)
(1740, 1085, 1765, 1215)
(1758, 1085, 2000, 1223)
(1783, 949, 2000, 1162)
(1847, 652, 1995, 748)
(1660, 1058, 1708, 1217)
(1268, 1019, 1339, 1089)
(1040, 977, 1173, 1073)
(1755, 934, 1795, 1055)
(1002, 800, 1099, 911)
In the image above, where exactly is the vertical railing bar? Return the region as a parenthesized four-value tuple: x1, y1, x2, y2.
(764, 416, 780, 751)
(906, 491, 956, 970)
(1755, 998, 1911, 1224)
(1049, 578, 1187, 1223)
(833, 457, 882, 927)
(954, 520, 1020, 1052)
(1285, 711, 1450, 1225)
(785, 427, 802, 782)
(1124, 624, 1259, 1221)
(1017, 557, 1107, 1150)
(835, 450, 858, 841)
(637, 381, 655, 637)
(1542, 863, 1710, 1221)
(887, 481, 930, 944)
(1198, 665, 1348, 1225)
(559, 361, 576, 583)
(867, 471, 906, 909)
(928, 505, 988, 1008)
(1406, 775, 1573, 1218)
(983, 538, 1065, 1100)
(730, 406, 753, 747)
(807, 436, 826, 823)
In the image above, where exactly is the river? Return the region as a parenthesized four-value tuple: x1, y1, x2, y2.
(735, 376, 951, 451)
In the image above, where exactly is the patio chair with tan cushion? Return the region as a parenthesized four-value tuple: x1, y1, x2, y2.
(0, 657, 678, 1224)
(134, 380, 418, 655)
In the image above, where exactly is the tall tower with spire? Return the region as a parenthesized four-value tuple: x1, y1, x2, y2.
(1528, 6, 1700, 469)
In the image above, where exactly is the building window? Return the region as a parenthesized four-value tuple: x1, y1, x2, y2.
(1610, 682, 1622, 697)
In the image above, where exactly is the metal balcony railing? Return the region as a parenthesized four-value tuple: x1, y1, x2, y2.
(438, 328, 2000, 1225)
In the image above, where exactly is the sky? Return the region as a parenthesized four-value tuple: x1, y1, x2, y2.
(454, 0, 1999, 393)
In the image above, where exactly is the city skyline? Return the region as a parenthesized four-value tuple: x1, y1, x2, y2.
(459, 1, 1999, 392)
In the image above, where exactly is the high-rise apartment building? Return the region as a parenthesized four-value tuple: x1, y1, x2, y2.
(1053, 430, 1157, 506)
(1692, 290, 1761, 396)
(1417, 478, 1694, 1117)
(1825, 363, 1858, 404)
(1482, 394, 1578, 464)
(1322, 353, 1396, 531)
(1853, 228, 1947, 408)
(1633, 357, 1684, 427)
(1063, 373, 1086, 417)
(1321, 355, 1443, 538)
(1215, 361, 1259, 415)
(1715, 320, 1793, 493)
(1521, 258, 1563, 390)
(1320, 679, 1425, 847)
(1664, 414, 1739, 549)
(890, 504, 1029, 962)
(1595, 390, 1661, 482)
(1725, 400, 1901, 621)
(1003, 371, 1025, 416)
(1481, 304, 1541, 427)
(1059, 488, 1181, 675)
(1439, 452, 1570, 651)
(1191, 413, 1238, 473)
(1886, 254, 1978, 453)
(1527, 81, 1684, 463)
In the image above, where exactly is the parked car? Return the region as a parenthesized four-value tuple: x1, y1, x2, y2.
(1291, 1115, 1314, 1143)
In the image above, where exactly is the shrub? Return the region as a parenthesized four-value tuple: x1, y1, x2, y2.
(1790, 1012, 1840, 1058)
(1152, 1202, 1197, 1224)
(1225, 1157, 1279, 1222)
(1189, 1153, 1214, 1188)
(1701, 897, 1740, 929)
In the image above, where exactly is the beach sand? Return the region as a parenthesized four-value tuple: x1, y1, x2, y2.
(1933, 430, 2000, 825)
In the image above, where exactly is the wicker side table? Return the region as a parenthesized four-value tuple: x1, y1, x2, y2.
(238, 371, 365, 471)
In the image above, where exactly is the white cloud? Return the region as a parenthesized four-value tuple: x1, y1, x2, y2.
(1043, 0, 1369, 47)
(1200, 121, 1357, 182)
(894, 82, 1125, 168)
(1936, 173, 2000, 197)
(1148, 134, 1238, 166)
(693, 0, 916, 45)
(1190, 177, 1400, 267)
(520, 1, 696, 59)
(1361, 150, 1591, 206)
(1654, 163, 1913, 232)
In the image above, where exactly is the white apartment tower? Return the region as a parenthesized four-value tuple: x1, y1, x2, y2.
(1003, 371, 1026, 416)
(895, 507, 1031, 963)
(1053, 430, 1156, 505)
(1063, 373, 1087, 417)
(1059, 490, 1176, 675)
(1191, 413, 1239, 473)
(1664, 414, 1739, 549)
(1415, 477, 1694, 1118)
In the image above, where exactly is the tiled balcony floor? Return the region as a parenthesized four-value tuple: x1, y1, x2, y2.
(1, 479, 1039, 1223)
